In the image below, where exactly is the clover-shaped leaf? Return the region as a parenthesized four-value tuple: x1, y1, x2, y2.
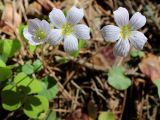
(23, 95, 49, 119)
(108, 66, 131, 90)
(39, 76, 58, 100)
(14, 72, 43, 94)
(1, 85, 23, 111)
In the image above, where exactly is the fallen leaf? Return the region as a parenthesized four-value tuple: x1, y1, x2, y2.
(139, 54, 160, 82)
(2, 3, 21, 29)
(90, 45, 116, 70)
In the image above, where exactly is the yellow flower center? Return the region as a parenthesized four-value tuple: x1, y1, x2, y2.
(120, 25, 131, 40)
(35, 29, 46, 40)
(62, 23, 73, 36)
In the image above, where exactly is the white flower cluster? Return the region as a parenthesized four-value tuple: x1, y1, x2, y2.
(24, 6, 90, 54)
(23, 6, 147, 57)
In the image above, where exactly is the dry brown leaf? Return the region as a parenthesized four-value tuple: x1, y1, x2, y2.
(139, 54, 160, 82)
(2, 3, 21, 29)
(90, 45, 116, 70)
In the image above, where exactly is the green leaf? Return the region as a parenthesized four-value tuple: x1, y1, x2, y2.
(109, 66, 125, 75)
(33, 60, 43, 72)
(78, 39, 86, 49)
(0, 39, 21, 62)
(0, 59, 6, 67)
(0, 67, 12, 81)
(98, 111, 115, 120)
(130, 50, 144, 58)
(22, 62, 34, 75)
(23, 95, 49, 119)
(1, 85, 23, 111)
(154, 80, 160, 97)
(71, 50, 79, 58)
(108, 66, 131, 90)
(14, 72, 43, 94)
(55, 56, 69, 64)
(46, 110, 58, 120)
(71, 39, 86, 58)
(28, 44, 36, 53)
(19, 24, 26, 37)
(39, 76, 58, 100)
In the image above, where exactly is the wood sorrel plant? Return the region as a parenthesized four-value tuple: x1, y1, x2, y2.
(101, 7, 147, 57)
(23, 6, 91, 54)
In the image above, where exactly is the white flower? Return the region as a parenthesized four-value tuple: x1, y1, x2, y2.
(23, 18, 51, 45)
(101, 7, 147, 57)
(49, 6, 90, 53)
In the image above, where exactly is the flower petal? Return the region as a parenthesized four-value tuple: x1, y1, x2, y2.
(28, 18, 41, 35)
(113, 7, 129, 26)
(64, 34, 78, 53)
(49, 8, 66, 28)
(23, 28, 42, 45)
(40, 20, 51, 34)
(113, 39, 130, 57)
(129, 12, 146, 30)
(67, 6, 84, 25)
(129, 31, 147, 50)
(74, 24, 90, 40)
(47, 29, 63, 45)
(101, 25, 120, 42)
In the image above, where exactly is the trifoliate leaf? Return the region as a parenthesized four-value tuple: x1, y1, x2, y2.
(1, 85, 23, 111)
(46, 110, 58, 120)
(23, 95, 49, 119)
(22, 62, 34, 75)
(33, 60, 43, 72)
(14, 72, 43, 94)
(108, 66, 131, 90)
(0, 67, 12, 81)
(0, 59, 6, 67)
(0, 39, 21, 62)
(39, 76, 58, 100)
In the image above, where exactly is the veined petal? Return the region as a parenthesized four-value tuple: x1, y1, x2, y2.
(40, 20, 51, 34)
(113, 39, 130, 57)
(48, 29, 63, 45)
(74, 24, 90, 40)
(23, 28, 42, 45)
(129, 12, 146, 30)
(67, 6, 84, 25)
(101, 25, 120, 42)
(49, 8, 66, 28)
(129, 31, 147, 50)
(64, 34, 78, 53)
(113, 7, 129, 26)
(28, 18, 41, 35)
